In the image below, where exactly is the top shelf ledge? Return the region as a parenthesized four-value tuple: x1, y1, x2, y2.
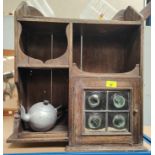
(16, 17, 142, 25)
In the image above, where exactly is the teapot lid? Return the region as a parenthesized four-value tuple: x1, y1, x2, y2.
(43, 100, 50, 105)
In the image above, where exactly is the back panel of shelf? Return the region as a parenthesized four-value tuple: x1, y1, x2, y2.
(73, 23, 141, 74)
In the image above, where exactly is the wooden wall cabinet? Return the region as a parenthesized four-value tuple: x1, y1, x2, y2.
(67, 76, 143, 151)
(7, 2, 146, 152)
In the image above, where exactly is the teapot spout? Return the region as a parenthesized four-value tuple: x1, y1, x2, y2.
(20, 105, 30, 122)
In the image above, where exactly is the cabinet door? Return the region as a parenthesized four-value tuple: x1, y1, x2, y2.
(70, 77, 142, 145)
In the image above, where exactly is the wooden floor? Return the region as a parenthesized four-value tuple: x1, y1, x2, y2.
(3, 116, 151, 154)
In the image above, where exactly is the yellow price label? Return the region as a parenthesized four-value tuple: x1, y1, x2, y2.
(106, 80, 117, 88)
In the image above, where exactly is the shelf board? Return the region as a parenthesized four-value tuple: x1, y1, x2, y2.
(17, 64, 69, 69)
(7, 118, 68, 143)
(17, 17, 142, 25)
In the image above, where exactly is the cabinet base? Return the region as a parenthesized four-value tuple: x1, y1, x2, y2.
(66, 144, 147, 152)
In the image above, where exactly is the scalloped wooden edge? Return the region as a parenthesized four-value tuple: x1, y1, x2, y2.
(71, 63, 140, 78)
(14, 1, 43, 18)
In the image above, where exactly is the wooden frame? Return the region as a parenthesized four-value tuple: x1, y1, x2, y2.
(69, 77, 142, 145)
(82, 89, 132, 135)
(7, 1, 147, 152)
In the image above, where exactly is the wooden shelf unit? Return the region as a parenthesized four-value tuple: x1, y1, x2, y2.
(8, 1, 146, 152)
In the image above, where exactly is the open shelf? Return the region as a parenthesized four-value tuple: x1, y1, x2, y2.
(7, 68, 69, 143)
(18, 21, 69, 66)
(18, 68, 69, 110)
(18, 68, 69, 130)
(18, 68, 68, 133)
(73, 23, 141, 74)
(7, 114, 68, 143)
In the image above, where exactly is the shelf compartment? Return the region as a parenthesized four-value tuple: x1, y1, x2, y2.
(8, 68, 69, 143)
(73, 23, 141, 74)
(18, 68, 69, 109)
(7, 114, 68, 143)
(16, 21, 70, 67)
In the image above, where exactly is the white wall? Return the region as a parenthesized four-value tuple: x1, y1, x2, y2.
(108, 0, 144, 11)
(3, 16, 14, 49)
(144, 26, 151, 125)
(3, 0, 144, 17)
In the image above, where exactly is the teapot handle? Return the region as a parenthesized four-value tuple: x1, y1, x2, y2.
(56, 104, 63, 120)
(57, 111, 63, 120)
(56, 104, 62, 110)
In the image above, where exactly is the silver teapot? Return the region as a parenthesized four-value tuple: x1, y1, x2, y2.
(20, 100, 62, 132)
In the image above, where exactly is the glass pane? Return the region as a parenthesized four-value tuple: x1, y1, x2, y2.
(85, 91, 106, 110)
(108, 91, 129, 110)
(85, 112, 106, 131)
(108, 112, 129, 132)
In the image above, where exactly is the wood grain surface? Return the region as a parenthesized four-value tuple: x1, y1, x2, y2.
(3, 116, 150, 153)
(9, 1, 146, 151)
